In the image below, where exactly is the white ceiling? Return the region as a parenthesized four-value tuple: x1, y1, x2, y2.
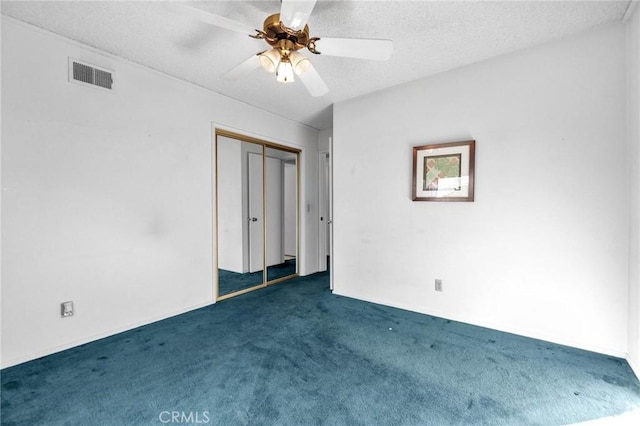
(1, 1, 633, 130)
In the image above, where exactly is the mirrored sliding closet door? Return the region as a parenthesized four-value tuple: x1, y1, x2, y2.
(215, 130, 300, 301)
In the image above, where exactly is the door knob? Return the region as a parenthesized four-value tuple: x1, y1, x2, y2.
(249, 217, 258, 222)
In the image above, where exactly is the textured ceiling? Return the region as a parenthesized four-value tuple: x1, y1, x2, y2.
(1, 0, 633, 130)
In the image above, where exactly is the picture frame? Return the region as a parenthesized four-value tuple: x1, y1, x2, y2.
(412, 140, 475, 202)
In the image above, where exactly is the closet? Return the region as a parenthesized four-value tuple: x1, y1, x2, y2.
(215, 130, 299, 300)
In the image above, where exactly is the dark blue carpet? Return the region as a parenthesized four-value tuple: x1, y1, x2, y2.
(2, 272, 639, 425)
(218, 268, 264, 296)
(218, 259, 297, 297)
(267, 258, 297, 282)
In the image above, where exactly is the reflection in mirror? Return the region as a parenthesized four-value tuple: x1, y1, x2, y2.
(217, 136, 265, 298)
(266, 147, 298, 282)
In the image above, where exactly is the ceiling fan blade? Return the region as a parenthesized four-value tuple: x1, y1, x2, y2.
(312, 37, 393, 60)
(280, 0, 317, 31)
(298, 63, 329, 97)
(222, 55, 262, 80)
(173, 4, 257, 36)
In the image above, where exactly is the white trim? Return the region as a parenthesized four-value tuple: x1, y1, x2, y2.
(332, 289, 628, 359)
(328, 136, 334, 291)
(627, 354, 640, 380)
(318, 150, 329, 272)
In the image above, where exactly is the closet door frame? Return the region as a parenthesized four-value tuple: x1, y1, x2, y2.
(214, 129, 301, 301)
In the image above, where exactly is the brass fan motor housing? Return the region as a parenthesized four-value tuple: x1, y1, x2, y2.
(261, 13, 310, 51)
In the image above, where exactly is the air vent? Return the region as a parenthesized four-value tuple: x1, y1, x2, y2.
(68, 58, 114, 91)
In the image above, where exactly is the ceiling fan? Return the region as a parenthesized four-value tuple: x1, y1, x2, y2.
(177, 0, 393, 97)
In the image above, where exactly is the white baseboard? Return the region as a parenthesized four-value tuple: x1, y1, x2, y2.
(332, 289, 627, 359)
(1, 300, 214, 369)
(626, 354, 640, 380)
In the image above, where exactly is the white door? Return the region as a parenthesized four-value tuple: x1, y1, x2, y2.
(265, 155, 284, 267)
(318, 152, 329, 272)
(283, 161, 297, 257)
(248, 152, 264, 273)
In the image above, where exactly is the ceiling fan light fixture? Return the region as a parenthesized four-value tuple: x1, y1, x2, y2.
(181, 2, 395, 97)
(259, 48, 280, 73)
(289, 51, 311, 75)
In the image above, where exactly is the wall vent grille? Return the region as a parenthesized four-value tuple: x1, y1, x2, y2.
(69, 59, 114, 91)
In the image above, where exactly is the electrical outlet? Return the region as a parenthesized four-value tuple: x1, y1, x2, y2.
(435, 279, 443, 292)
(61, 301, 74, 317)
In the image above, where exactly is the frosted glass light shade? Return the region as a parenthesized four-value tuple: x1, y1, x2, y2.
(276, 61, 295, 83)
(289, 51, 311, 75)
(259, 49, 280, 73)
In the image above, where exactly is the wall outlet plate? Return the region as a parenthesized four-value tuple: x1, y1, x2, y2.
(435, 279, 443, 292)
(61, 301, 74, 317)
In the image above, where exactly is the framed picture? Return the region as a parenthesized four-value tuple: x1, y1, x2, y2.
(412, 140, 475, 202)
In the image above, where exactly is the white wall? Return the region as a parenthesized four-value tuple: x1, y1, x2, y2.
(216, 136, 244, 273)
(627, 3, 640, 374)
(318, 128, 332, 152)
(1, 17, 319, 368)
(333, 23, 629, 356)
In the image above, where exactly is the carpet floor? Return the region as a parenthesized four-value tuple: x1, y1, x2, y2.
(2, 271, 640, 425)
(218, 259, 297, 296)
(217, 268, 264, 296)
